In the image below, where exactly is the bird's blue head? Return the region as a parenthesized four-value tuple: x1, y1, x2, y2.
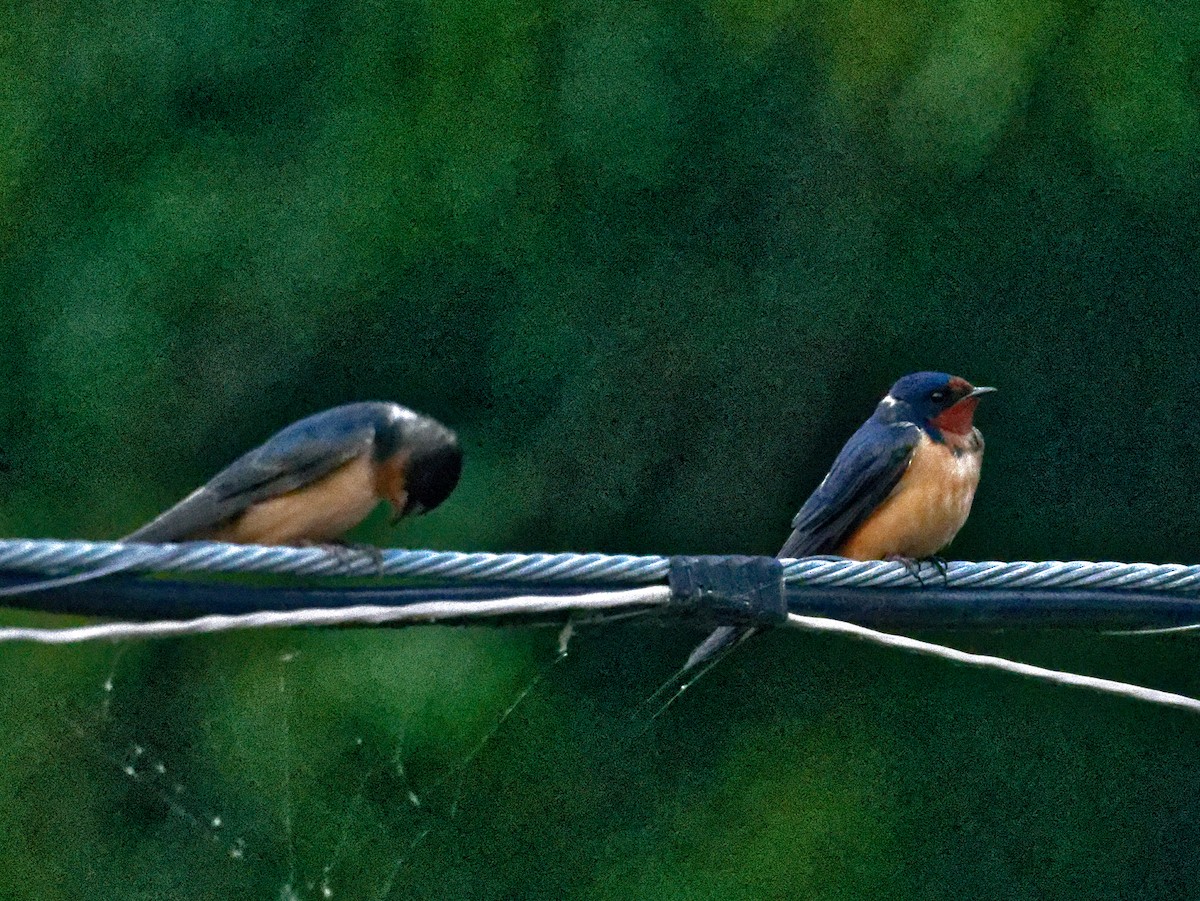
(373, 405, 463, 521)
(877, 371, 995, 437)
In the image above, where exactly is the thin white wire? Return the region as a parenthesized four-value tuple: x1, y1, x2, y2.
(786, 613, 1200, 714)
(7, 590, 1196, 716)
(1104, 623, 1200, 636)
(0, 587, 672, 645)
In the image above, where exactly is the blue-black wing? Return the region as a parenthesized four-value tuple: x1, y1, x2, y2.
(668, 417, 921, 682)
(126, 402, 398, 542)
(778, 418, 920, 557)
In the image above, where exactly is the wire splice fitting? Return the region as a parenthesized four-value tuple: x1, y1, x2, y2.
(667, 555, 786, 626)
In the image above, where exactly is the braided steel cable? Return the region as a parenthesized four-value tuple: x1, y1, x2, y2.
(0, 540, 669, 584)
(2, 540, 1200, 630)
(780, 558, 1200, 591)
(1, 540, 1200, 594)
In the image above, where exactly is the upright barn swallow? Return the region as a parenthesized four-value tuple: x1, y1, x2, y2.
(682, 371, 995, 674)
(127, 402, 463, 544)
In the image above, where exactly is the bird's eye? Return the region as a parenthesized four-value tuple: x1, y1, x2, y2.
(930, 390, 947, 403)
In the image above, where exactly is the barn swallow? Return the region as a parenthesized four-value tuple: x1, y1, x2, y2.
(681, 371, 995, 676)
(127, 401, 462, 544)
(0, 402, 462, 599)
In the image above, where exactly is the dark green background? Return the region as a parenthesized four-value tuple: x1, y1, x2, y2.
(1, 0, 1198, 897)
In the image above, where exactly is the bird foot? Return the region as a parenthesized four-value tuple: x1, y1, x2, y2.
(885, 554, 950, 587)
(309, 541, 385, 575)
(928, 555, 950, 584)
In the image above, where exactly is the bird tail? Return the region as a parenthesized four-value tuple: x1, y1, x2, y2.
(777, 531, 802, 558)
(631, 625, 758, 725)
(0, 519, 178, 600)
(637, 530, 812, 720)
(0, 557, 146, 599)
(683, 624, 754, 672)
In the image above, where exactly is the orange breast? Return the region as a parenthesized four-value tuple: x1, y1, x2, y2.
(837, 432, 982, 560)
(207, 453, 382, 545)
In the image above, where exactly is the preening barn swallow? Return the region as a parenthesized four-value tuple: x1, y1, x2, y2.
(683, 371, 995, 673)
(127, 402, 463, 544)
(0, 402, 462, 600)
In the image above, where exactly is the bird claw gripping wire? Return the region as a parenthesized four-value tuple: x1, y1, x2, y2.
(886, 554, 949, 587)
(318, 541, 386, 576)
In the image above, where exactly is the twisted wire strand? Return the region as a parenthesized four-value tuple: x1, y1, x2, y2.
(0, 540, 670, 584)
(0, 586, 673, 644)
(780, 558, 1200, 592)
(2, 540, 1200, 594)
(3, 585, 1195, 718)
(786, 614, 1200, 714)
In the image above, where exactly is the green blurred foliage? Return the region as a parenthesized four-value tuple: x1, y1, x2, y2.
(1, 0, 1200, 896)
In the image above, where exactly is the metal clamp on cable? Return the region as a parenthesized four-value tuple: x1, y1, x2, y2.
(667, 555, 786, 626)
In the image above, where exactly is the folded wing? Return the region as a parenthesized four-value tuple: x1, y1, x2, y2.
(126, 403, 392, 542)
(778, 419, 920, 558)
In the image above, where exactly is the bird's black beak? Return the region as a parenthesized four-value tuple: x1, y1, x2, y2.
(966, 386, 997, 399)
(392, 499, 427, 524)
